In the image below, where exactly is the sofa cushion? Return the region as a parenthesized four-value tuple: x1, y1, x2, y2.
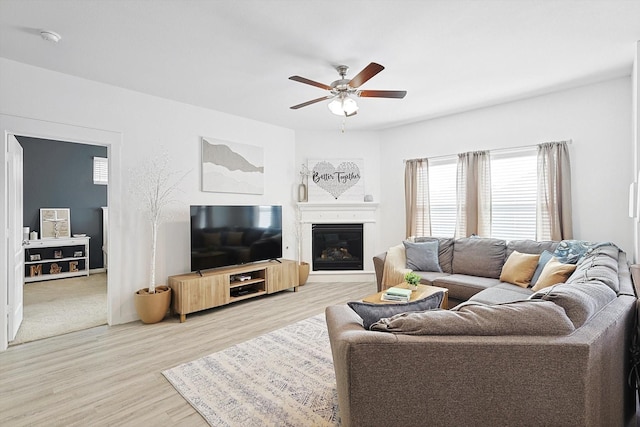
(566, 243, 620, 294)
(529, 282, 617, 328)
(469, 283, 534, 304)
(434, 274, 501, 301)
(500, 251, 540, 287)
(347, 291, 444, 330)
(530, 250, 554, 288)
(403, 240, 442, 272)
(531, 257, 576, 291)
(414, 237, 454, 273)
(370, 300, 575, 336)
(506, 239, 558, 258)
(415, 271, 451, 286)
(452, 237, 506, 279)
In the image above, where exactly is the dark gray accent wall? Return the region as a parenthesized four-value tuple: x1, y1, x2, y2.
(17, 136, 107, 269)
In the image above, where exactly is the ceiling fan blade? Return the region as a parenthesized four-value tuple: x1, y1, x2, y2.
(288, 76, 333, 91)
(348, 62, 385, 88)
(358, 90, 407, 99)
(290, 95, 332, 110)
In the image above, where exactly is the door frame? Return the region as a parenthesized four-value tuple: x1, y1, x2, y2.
(1, 114, 122, 351)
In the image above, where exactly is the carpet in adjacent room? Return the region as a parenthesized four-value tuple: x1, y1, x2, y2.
(162, 314, 340, 426)
(12, 273, 107, 345)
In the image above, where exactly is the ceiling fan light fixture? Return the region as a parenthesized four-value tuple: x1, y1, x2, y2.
(328, 94, 358, 116)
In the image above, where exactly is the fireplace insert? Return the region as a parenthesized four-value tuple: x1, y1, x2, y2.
(312, 223, 363, 271)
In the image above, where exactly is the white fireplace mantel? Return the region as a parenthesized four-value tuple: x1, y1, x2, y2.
(297, 202, 379, 282)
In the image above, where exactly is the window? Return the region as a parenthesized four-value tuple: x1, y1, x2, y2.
(415, 148, 537, 240)
(93, 157, 108, 185)
(490, 148, 537, 240)
(427, 158, 457, 237)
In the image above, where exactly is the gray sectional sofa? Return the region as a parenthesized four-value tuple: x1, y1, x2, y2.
(326, 237, 638, 426)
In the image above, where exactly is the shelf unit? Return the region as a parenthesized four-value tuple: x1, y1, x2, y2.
(168, 259, 298, 322)
(24, 236, 90, 283)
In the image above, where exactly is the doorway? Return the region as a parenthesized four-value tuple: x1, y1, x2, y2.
(11, 136, 108, 344)
(1, 113, 121, 351)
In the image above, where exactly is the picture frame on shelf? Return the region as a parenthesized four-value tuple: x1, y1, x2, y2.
(54, 250, 63, 259)
(74, 250, 84, 257)
(40, 208, 71, 239)
(30, 254, 41, 261)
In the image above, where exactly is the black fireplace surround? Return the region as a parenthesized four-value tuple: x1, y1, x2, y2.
(312, 223, 363, 271)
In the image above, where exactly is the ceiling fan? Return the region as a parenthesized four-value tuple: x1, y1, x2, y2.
(289, 62, 407, 117)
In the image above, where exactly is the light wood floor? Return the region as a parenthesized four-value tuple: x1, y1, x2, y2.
(0, 280, 376, 426)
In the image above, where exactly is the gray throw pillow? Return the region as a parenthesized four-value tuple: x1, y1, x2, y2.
(370, 300, 575, 336)
(348, 291, 444, 330)
(403, 240, 442, 272)
(414, 237, 454, 273)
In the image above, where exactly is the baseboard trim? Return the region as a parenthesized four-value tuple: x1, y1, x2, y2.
(90, 268, 107, 274)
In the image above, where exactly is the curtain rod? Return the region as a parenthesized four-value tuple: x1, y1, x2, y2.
(403, 139, 573, 163)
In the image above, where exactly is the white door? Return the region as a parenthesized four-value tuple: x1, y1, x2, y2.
(7, 134, 24, 341)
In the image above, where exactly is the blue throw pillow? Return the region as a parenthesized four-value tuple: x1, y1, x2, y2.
(553, 240, 593, 264)
(348, 291, 444, 329)
(530, 250, 554, 288)
(403, 240, 442, 272)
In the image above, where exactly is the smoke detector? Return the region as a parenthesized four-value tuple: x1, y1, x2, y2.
(40, 30, 61, 43)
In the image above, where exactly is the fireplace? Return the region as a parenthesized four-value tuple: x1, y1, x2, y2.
(312, 223, 364, 271)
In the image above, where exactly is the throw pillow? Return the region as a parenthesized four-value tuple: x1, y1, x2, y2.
(370, 300, 575, 336)
(499, 251, 540, 288)
(226, 231, 244, 246)
(203, 232, 221, 247)
(553, 240, 593, 264)
(531, 257, 577, 291)
(403, 240, 442, 272)
(347, 291, 444, 330)
(530, 250, 554, 287)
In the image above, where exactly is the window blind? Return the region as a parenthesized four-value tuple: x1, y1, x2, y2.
(93, 157, 108, 185)
(489, 148, 537, 240)
(426, 158, 457, 237)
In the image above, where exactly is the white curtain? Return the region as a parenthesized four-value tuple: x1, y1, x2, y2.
(455, 151, 491, 238)
(537, 141, 572, 240)
(404, 159, 430, 238)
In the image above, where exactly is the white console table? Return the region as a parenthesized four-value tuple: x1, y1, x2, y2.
(24, 236, 90, 283)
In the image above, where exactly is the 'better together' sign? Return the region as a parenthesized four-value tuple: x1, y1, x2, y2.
(307, 159, 364, 201)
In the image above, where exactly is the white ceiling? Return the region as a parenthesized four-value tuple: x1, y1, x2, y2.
(1, 0, 640, 132)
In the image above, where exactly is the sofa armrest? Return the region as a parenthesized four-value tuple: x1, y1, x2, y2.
(373, 252, 387, 292)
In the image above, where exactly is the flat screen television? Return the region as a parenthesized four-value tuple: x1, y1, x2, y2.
(190, 205, 283, 272)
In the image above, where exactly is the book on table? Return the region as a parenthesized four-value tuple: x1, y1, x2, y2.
(384, 287, 413, 298)
(381, 286, 413, 302)
(380, 293, 410, 302)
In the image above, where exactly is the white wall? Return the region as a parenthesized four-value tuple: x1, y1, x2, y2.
(0, 58, 296, 325)
(378, 77, 634, 255)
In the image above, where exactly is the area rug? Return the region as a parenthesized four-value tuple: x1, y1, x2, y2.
(162, 314, 340, 426)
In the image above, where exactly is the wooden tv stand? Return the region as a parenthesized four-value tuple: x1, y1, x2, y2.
(168, 259, 299, 322)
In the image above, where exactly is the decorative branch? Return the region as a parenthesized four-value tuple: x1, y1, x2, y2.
(130, 152, 189, 293)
